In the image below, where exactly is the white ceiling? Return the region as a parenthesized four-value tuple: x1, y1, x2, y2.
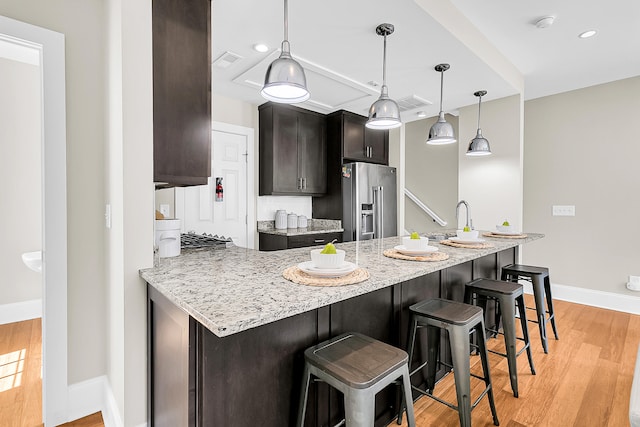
(212, 0, 640, 121)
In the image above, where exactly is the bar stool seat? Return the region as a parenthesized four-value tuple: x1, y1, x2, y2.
(398, 298, 499, 427)
(501, 264, 559, 353)
(297, 332, 415, 427)
(464, 278, 536, 397)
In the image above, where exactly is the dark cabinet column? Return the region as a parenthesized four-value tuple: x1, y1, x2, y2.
(153, 0, 211, 187)
(272, 108, 299, 193)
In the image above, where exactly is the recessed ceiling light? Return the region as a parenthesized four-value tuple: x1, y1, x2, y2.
(417, 111, 427, 118)
(578, 30, 597, 39)
(253, 43, 269, 53)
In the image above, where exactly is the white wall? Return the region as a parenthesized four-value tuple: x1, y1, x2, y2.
(0, 0, 107, 388)
(523, 76, 640, 296)
(0, 56, 41, 306)
(404, 114, 459, 233)
(458, 94, 523, 231)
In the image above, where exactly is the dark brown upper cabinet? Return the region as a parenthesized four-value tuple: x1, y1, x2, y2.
(331, 110, 389, 165)
(153, 0, 212, 187)
(259, 103, 327, 196)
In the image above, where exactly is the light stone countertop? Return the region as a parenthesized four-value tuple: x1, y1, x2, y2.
(140, 232, 544, 337)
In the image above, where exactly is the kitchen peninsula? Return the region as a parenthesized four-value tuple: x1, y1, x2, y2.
(141, 233, 543, 427)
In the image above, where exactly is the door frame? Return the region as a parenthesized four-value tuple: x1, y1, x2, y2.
(176, 121, 256, 249)
(0, 15, 68, 426)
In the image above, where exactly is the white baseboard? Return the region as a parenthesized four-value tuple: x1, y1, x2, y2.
(521, 281, 640, 315)
(67, 375, 123, 427)
(0, 299, 42, 325)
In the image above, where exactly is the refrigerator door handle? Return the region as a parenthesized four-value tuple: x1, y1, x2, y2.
(373, 186, 383, 238)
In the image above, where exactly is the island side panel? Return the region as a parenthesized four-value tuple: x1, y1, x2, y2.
(398, 271, 447, 400)
(198, 309, 319, 427)
(328, 286, 397, 427)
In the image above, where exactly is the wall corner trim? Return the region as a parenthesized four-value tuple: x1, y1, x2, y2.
(522, 281, 640, 315)
(67, 375, 124, 427)
(0, 299, 42, 325)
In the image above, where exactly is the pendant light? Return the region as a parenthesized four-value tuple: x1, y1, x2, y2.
(261, 0, 309, 104)
(466, 90, 492, 156)
(366, 23, 401, 130)
(427, 63, 456, 145)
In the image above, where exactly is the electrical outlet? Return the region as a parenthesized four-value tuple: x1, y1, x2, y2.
(627, 275, 640, 291)
(552, 205, 575, 216)
(160, 204, 170, 218)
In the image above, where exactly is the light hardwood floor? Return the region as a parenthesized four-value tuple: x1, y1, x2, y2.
(396, 295, 640, 426)
(3, 296, 639, 427)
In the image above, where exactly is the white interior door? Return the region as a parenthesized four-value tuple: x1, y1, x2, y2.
(179, 122, 254, 248)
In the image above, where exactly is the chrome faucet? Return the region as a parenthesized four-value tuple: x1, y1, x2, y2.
(456, 200, 472, 229)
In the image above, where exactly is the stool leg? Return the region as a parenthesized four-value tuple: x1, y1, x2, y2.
(397, 316, 418, 425)
(400, 366, 416, 427)
(531, 275, 549, 354)
(476, 322, 500, 426)
(425, 324, 440, 393)
(449, 327, 473, 427)
(296, 364, 311, 427)
(544, 276, 559, 340)
(344, 388, 375, 427)
(517, 295, 536, 375)
(499, 296, 519, 398)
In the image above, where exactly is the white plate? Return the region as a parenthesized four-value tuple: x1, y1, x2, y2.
(491, 230, 522, 236)
(449, 237, 486, 244)
(394, 245, 438, 255)
(297, 261, 358, 278)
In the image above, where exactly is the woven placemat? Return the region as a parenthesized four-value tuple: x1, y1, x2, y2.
(383, 249, 449, 262)
(282, 266, 370, 287)
(482, 232, 528, 239)
(440, 239, 494, 249)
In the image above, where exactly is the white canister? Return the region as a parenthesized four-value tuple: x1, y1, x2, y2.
(297, 215, 308, 228)
(155, 219, 181, 258)
(275, 210, 287, 229)
(287, 213, 298, 229)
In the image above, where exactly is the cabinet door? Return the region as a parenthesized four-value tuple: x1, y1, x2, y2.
(341, 113, 367, 162)
(298, 112, 327, 194)
(364, 126, 389, 165)
(153, 0, 211, 186)
(272, 108, 300, 193)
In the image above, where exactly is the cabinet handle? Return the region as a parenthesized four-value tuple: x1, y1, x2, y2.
(297, 177, 302, 190)
(314, 239, 325, 243)
(369, 146, 373, 158)
(303, 177, 306, 189)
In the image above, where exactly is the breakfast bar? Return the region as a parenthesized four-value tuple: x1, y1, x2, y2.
(141, 232, 543, 427)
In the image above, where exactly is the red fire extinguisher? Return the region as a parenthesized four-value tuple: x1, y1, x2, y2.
(215, 177, 223, 202)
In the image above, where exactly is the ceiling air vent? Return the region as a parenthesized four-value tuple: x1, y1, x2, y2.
(213, 51, 243, 69)
(396, 95, 432, 112)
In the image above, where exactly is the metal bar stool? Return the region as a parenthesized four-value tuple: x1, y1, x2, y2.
(464, 278, 536, 397)
(501, 264, 559, 353)
(397, 298, 499, 427)
(297, 332, 415, 427)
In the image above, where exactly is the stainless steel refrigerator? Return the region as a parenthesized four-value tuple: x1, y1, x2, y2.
(342, 162, 397, 241)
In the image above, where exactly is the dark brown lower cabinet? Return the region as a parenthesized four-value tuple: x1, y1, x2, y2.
(258, 232, 343, 251)
(147, 247, 517, 427)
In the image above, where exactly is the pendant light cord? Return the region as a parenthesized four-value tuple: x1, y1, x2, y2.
(283, 0, 288, 42)
(439, 71, 444, 112)
(382, 34, 387, 88)
(477, 95, 482, 130)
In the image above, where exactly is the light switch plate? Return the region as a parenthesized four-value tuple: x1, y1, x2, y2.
(552, 205, 575, 216)
(105, 204, 112, 229)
